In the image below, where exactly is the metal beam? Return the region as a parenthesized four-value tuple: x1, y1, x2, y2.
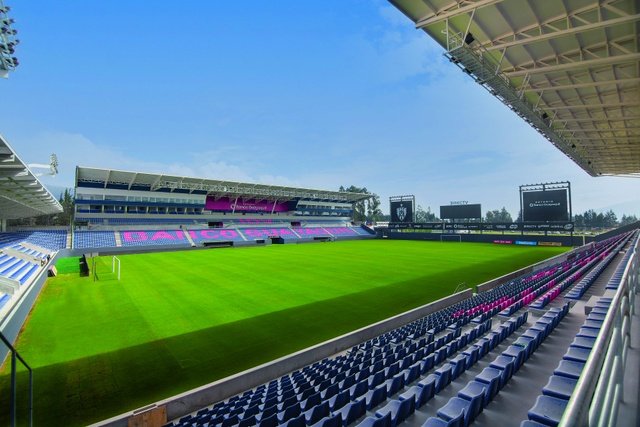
(505, 53, 640, 77)
(562, 136, 639, 140)
(525, 77, 640, 92)
(415, 0, 505, 28)
(484, 14, 640, 51)
(555, 115, 640, 123)
(544, 101, 640, 110)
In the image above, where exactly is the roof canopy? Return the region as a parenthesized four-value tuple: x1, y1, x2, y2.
(0, 135, 63, 219)
(75, 166, 372, 203)
(390, 0, 639, 176)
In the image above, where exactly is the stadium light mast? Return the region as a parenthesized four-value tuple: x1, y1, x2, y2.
(0, 0, 19, 79)
(28, 153, 59, 177)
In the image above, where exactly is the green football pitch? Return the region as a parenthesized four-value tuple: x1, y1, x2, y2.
(0, 240, 568, 426)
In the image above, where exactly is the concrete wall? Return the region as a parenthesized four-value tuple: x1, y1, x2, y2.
(94, 288, 473, 427)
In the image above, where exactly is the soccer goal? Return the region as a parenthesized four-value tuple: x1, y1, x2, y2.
(92, 255, 121, 281)
(440, 234, 462, 243)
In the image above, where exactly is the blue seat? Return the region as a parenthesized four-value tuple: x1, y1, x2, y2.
(434, 364, 453, 391)
(437, 397, 473, 427)
(581, 319, 603, 330)
(279, 396, 299, 412)
(404, 364, 420, 384)
(576, 328, 599, 339)
(475, 338, 490, 357)
(311, 413, 342, 427)
(570, 337, 596, 349)
(475, 368, 502, 402)
(461, 347, 479, 369)
(489, 355, 515, 388)
(421, 417, 450, 427)
(563, 347, 590, 363)
(305, 402, 330, 425)
(351, 380, 369, 400)
(542, 375, 577, 400)
(375, 397, 415, 427)
(239, 415, 257, 427)
(336, 399, 366, 426)
(369, 371, 386, 389)
(457, 380, 487, 414)
(322, 383, 339, 400)
(450, 355, 466, 379)
(553, 360, 584, 380)
(356, 413, 392, 427)
(363, 383, 388, 410)
(527, 395, 568, 426)
(258, 413, 278, 427)
(399, 385, 430, 408)
(385, 374, 405, 396)
(278, 402, 301, 423)
(513, 337, 535, 359)
(329, 390, 350, 411)
(385, 362, 400, 378)
(421, 354, 435, 372)
(303, 392, 321, 411)
(502, 345, 526, 371)
(417, 375, 437, 401)
(283, 414, 305, 427)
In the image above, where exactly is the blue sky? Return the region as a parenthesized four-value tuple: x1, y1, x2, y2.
(2, 0, 638, 218)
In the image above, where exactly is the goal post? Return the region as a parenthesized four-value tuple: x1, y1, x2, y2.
(112, 256, 121, 281)
(92, 255, 121, 281)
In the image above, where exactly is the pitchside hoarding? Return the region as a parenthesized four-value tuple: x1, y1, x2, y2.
(387, 222, 574, 231)
(522, 189, 569, 222)
(390, 200, 414, 223)
(440, 204, 482, 220)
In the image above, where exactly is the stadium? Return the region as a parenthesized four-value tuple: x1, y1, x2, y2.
(0, 1, 639, 427)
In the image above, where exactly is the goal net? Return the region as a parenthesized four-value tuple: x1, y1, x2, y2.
(92, 256, 121, 281)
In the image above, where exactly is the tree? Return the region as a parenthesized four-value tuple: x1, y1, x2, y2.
(56, 188, 75, 226)
(339, 185, 382, 223)
(484, 207, 513, 223)
(414, 205, 438, 223)
(366, 195, 383, 223)
(620, 214, 639, 226)
(603, 210, 617, 228)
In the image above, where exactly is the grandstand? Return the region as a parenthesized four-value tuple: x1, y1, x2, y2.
(74, 166, 366, 228)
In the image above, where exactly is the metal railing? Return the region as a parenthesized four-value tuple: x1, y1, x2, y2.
(0, 331, 33, 427)
(560, 232, 639, 426)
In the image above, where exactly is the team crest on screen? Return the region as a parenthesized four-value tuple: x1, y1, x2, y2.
(396, 205, 407, 221)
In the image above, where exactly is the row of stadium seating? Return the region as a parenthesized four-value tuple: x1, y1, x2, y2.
(523, 243, 637, 426)
(73, 226, 374, 249)
(0, 230, 67, 251)
(0, 225, 373, 250)
(0, 241, 59, 310)
(164, 231, 635, 427)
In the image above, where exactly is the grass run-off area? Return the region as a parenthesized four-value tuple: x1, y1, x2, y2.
(0, 240, 568, 426)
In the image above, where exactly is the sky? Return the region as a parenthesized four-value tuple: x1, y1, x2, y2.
(1, 0, 638, 219)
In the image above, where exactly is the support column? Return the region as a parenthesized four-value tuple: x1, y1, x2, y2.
(1, 219, 6, 232)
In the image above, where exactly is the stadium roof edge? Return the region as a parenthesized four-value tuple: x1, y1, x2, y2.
(389, 0, 640, 177)
(0, 134, 63, 219)
(75, 166, 373, 203)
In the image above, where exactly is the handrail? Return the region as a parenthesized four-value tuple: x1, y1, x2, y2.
(0, 331, 33, 427)
(559, 232, 639, 426)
